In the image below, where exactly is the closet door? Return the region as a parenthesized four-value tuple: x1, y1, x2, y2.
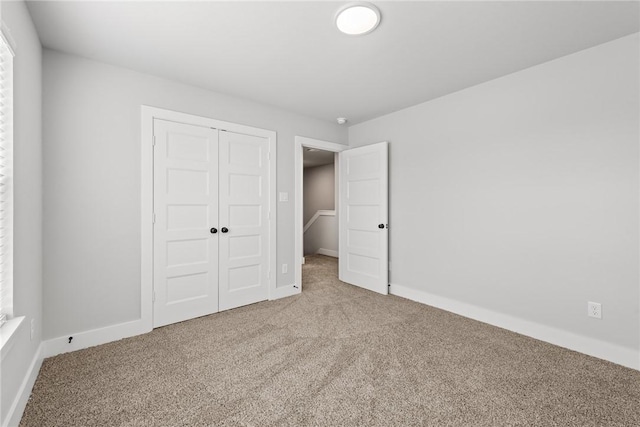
(218, 130, 270, 311)
(153, 120, 219, 327)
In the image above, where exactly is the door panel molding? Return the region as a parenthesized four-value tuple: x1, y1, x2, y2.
(142, 106, 276, 330)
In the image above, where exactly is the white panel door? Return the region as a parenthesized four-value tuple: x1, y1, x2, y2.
(153, 119, 219, 327)
(339, 142, 389, 295)
(218, 130, 270, 311)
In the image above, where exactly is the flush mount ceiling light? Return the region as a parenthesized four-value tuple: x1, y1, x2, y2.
(335, 2, 381, 36)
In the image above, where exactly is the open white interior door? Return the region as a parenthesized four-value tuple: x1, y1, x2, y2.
(339, 142, 388, 295)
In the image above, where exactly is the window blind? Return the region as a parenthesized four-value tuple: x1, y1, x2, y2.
(0, 31, 14, 327)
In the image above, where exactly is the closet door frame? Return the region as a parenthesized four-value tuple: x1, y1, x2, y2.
(140, 106, 276, 331)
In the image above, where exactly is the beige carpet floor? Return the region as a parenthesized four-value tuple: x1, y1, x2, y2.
(21, 255, 640, 426)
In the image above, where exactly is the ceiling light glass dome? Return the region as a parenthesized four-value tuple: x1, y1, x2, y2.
(336, 3, 381, 36)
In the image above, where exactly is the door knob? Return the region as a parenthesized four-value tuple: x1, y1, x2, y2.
(378, 224, 385, 229)
(221, 227, 229, 233)
(210, 227, 218, 234)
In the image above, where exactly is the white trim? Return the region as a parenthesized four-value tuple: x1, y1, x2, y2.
(267, 127, 277, 302)
(316, 248, 338, 258)
(1, 21, 17, 55)
(295, 136, 347, 290)
(43, 319, 146, 358)
(0, 316, 24, 361)
(3, 343, 43, 427)
(334, 153, 339, 210)
(140, 108, 154, 333)
(303, 209, 335, 233)
(141, 106, 278, 327)
(0, 23, 15, 325)
(389, 283, 640, 371)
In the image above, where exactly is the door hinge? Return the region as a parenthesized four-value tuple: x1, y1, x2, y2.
(152, 212, 156, 224)
(267, 151, 270, 160)
(152, 290, 156, 302)
(152, 135, 156, 147)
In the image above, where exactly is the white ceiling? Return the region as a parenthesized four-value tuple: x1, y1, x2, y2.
(26, 1, 639, 124)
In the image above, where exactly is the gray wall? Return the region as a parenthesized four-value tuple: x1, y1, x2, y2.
(0, 1, 43, 424)
(304, 215, 338, 257)
(303, 163, 335, 224)
(42, 50, 347, 339)
(349, 34, 639, 351)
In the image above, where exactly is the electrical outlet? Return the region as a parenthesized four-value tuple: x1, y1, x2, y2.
(282, 263, 288, 274)
(588, 301, 602, 319)
(279, 192, 289, 202)
(30, 318, 35, 341)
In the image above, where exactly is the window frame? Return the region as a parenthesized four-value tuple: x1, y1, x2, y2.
(0, 22, 15, 327)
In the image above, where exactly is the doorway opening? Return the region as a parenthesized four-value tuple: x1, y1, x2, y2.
(294, 137, 346, 290)
(302, 147, 339, 286)
(303, 148, 337, 259)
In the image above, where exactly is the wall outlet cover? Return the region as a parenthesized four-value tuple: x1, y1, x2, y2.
(588, 301, 602, 319)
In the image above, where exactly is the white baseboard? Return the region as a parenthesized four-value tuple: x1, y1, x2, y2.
(270, 284, 301, 300)
(4, 343, 43, 427)
(389, 283, 639, 371)
(43, 319, 149, 359)
(316, 248, 338, 258)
